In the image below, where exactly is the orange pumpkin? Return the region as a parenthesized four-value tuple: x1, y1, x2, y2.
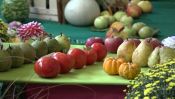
(103, 57, 126, 75)
(119, 63, 141, 80)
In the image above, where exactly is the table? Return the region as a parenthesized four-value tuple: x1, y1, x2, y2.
(0, 44, 148, 99)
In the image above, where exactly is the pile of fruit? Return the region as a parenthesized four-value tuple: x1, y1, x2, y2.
(85, 35, 175, 80)
(34, 42, 107, 78)
(0, 31, 71, 72)
(94, 0, 155, 39)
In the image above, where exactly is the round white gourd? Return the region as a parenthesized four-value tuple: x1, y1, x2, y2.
(64, 0, 100, 26)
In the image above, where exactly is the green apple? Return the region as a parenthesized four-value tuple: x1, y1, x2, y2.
(122, 26, 137, 37)
(100, 10, 111, 16)
(137, 1, 153, 13)
(94, 16, 109, 29)
(130, 0, 141, 5)
(132, 22, 146, 32)
(44, 37, 62, 53)
(55, 33, 71, 53)
(104, 15, 116, 25)
(120, 15, 134, 26)
(113, 11, 126, 21)
(31, 40, 48, 58)
(138, 26, 154, 38)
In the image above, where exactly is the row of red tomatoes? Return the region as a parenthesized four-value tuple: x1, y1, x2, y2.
(34, 43, 107, 78)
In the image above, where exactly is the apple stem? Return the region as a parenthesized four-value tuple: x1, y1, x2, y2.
(48, 33, 53, 38)
(60, 33, 63, 36)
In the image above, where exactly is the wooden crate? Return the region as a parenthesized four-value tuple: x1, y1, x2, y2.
(29, 0, 69, 22)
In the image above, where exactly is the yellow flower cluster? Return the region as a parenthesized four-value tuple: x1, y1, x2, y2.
(0, 19, 8, 34)
(125, 59, 175, 98)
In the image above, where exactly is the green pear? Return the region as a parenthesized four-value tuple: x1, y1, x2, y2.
(7, 45, 24, 68)
(31, 40, 48, 58)
(20, 42, 36, 63)
(148, 47, 160, 67)
(0, 46, 12, 71)
(132, 39, 153, 67)
(117, 40, 136, 62)
(44, 37, 62, 53)
(159, 47, 175, 64)
(55, 33, 71, 53)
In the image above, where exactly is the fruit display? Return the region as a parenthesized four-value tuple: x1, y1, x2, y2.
(1, 0, 29, 22)
(119, 62, 141, 80)
(103, 57, 126, 75)
(106, 21, 158, 39)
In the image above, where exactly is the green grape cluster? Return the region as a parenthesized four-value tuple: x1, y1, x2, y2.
(125, 59, 175, 99)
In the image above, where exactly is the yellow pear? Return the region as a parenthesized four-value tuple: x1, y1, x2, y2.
(159, 47, 175, 64)
(132, 39, 153, 67)
(117, 40, 136, 62)
(148, 47, 160, 67)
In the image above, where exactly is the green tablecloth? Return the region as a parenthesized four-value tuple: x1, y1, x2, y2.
(0, 44, 148, 85)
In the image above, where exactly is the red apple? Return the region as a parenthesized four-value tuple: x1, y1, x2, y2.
(127, 4, 142, 18)
(131, 38, 141, 47)
(83, 48, 97, 65)
(67, 54, 75, 68)
(85, 37, 104, 47)
(104, 36, 123, 53)
(67, 48, 87, 69)
(34, 56, 60, 78)
(146, 38, 162, 49)
(52, 52, 73, 74)
(91, 43, 107, 61)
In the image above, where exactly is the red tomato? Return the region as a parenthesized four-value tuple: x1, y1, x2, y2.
(91, 43, 107, 61)
(67, 48, 86, 69)
(52, 52, 73, 74)
(84, 48, 97, 65)
(34, 56, 60, 78)
(67, 54, 75, 68)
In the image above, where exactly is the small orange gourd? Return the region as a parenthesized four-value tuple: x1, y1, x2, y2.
(119, 63, 141, 80)
(103, 57, 126, 75)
